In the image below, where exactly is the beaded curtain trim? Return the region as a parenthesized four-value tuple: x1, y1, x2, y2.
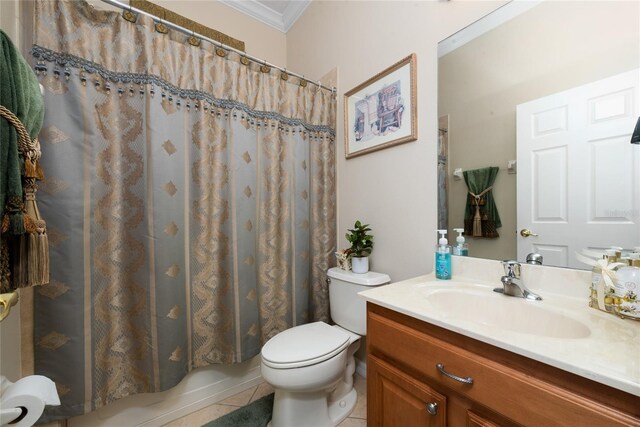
(32, 45, 336, 138)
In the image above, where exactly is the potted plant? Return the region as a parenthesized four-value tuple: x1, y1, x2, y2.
(345, 220, 374, 273)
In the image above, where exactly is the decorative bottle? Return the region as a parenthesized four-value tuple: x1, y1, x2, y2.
(435, 230, 451, 280)
(452, 228, 468, 256)
(590, 249, 618, 313)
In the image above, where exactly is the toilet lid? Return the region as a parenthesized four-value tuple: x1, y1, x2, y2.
(261, 322, 350, 369)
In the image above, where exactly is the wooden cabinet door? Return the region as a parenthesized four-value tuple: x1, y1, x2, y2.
(368, 354, 446, 427)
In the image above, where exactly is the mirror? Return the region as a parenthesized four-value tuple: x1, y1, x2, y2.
(438, 1, 640, 269)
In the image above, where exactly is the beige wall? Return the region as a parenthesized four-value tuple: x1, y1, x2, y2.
(286, 1, 505, 281)
(85, 0, 287, 65)
(439, 1, 640, 262)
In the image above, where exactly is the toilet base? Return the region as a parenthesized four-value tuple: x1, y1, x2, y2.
(268, 387, 357, 427)
(328, 387, 357, 425)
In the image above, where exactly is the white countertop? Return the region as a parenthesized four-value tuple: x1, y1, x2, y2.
(359, 273, 640, 397)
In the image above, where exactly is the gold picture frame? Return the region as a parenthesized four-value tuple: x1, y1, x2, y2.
(344, 53, 417, 159)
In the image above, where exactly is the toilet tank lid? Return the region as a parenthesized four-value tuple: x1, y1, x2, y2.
(327, 267, 390, 286)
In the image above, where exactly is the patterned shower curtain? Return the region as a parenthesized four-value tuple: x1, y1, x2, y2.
(30, 0, 336, 421)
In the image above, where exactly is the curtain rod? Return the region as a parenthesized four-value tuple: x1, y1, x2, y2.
(100, 0, 336, 94)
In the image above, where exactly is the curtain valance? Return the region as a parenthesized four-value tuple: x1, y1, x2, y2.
(33, 0, 335, 134)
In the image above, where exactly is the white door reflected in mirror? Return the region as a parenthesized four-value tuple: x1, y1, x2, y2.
(516, 69, 640, 269)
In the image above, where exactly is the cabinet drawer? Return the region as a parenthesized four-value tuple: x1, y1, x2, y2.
(468, 411, 502, 427)
(367, 305, 640, 427)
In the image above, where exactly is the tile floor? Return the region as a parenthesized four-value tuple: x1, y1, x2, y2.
(164, 374, 367, 427)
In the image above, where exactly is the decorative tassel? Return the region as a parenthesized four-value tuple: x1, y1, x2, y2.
(473, 205, 482, 237)
(27, 233, 38, 287)
(468, 187, 493, 238)
(18, 184, 50, 286)
(24, 157, 37, 178)
(38, 232, 49, 285)
(35, 161, 45, 180)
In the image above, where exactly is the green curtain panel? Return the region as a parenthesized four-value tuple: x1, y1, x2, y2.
(31, 0, 336, 421)
(463, 167, 501, 238)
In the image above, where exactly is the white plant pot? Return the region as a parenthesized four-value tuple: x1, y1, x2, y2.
(351, 256, 369, 274)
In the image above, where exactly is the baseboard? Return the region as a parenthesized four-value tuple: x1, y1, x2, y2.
(355, 358, 367, 379)
(68, 357, 263, 427)
(141, 368, 264, 427)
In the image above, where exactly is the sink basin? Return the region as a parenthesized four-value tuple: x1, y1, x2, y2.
(424, 287, 591, 339)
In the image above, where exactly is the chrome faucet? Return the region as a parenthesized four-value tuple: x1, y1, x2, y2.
(494, 260, 542, 301)
(526, 252, 543, 265)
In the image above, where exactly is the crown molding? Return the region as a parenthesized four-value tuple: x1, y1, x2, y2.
(220, 0, 312, 33)
(438, 0, 542, 57)
(281, 0, 311, 32)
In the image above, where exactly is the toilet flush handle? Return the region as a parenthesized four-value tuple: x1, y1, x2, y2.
(326, 277, 331, 285)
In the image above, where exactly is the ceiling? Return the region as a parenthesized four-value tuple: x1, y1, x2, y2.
(220, 0, 312, 33)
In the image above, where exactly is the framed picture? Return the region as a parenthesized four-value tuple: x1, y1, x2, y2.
(344, 53, 417, 159)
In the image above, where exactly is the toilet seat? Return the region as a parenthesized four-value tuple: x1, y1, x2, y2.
(262, 322, 350, 369)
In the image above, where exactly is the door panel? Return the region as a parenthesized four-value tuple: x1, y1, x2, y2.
(532, 146, 568, 222)
(368, 354, 446, 427)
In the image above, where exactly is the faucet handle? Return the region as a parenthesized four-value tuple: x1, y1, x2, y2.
(502, 260, 521, 278)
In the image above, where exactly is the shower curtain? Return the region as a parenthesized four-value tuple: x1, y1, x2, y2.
(30, 0, 336, 421)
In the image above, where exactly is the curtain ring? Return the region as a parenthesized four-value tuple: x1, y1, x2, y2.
(188, 30, 201, 47)
(260, 59, 270, 74)
(281, 68, 289, 81)
(155, 19, 168, 34)
(215, 44, 227, 57)
(299, 75, 307, 87)
(316, 80, 322, 92)
(123, 4, 137, 23)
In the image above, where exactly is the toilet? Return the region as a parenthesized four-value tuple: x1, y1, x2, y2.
(261, 267, 390, 427)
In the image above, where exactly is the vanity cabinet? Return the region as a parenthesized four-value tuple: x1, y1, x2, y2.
(367, 303, 640, 427)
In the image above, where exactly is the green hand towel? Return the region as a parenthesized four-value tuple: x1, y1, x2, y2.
(463, 166, 501, 238)
(0, 29, 44, 229)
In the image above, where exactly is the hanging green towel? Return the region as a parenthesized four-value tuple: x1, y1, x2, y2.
(463, 167, 501, 238)
(1, 30, 45, 291)
(1, 30, 44, 226)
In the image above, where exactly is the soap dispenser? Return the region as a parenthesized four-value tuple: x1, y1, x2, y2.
(435, 230, 452, 280)
(452, 228, 468, 256)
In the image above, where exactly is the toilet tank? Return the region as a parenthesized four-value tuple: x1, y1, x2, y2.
(327, 267, 390, 335)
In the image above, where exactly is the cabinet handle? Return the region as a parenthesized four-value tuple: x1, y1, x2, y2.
(426, 402, 438, 416)
(436, 363, 474, 385)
